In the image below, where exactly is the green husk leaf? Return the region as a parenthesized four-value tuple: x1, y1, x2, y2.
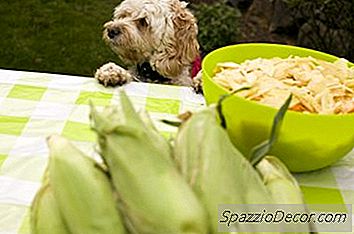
(30, 182, 70, 234)
(250, 94, 293, 166)
(217, 86, 251, 128)
(256, 156, 315, 233)
(174, 105, 274, 233)
(256, 156, 304, 204)
(90, 90, 208, 234)
(47, 135, 126, 234)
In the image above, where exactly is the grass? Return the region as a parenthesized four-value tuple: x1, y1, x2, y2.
(0, 0, 122, 77)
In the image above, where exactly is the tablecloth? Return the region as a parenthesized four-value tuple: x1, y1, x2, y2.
(0, 69, 353, 234)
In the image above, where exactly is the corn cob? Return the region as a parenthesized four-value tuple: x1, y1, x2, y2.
(90, 90, 208, 234)
(31, 181, 70, 234)
(47, 134, 126, 234)
(173, 105, 274, 233)
(256, 156, 304, 204)
(250, 95, 313, 233)
(256, 156, 313, 233)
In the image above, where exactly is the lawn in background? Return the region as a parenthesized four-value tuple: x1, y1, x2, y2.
(0, 0, 122, 77)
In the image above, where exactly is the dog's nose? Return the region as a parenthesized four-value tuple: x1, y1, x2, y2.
(107, 28, 120, 39)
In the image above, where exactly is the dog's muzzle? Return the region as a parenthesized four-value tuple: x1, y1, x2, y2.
(107, 28, 121, 39)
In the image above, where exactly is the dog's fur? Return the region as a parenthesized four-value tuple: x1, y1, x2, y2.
(95, 0, 201, 87)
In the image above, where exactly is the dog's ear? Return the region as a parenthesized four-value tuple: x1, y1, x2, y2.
(152, 1, 199, 78)
(172, 2, 200, 66)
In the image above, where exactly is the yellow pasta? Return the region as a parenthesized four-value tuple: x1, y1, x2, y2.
(212, 56, 354, 114)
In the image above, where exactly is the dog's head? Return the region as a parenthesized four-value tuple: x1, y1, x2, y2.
(103, 0, 199, 78)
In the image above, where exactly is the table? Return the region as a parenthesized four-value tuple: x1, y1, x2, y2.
(0, 69, 353, 233)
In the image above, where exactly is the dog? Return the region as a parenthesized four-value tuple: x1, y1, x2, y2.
(95, 0, 202, 90)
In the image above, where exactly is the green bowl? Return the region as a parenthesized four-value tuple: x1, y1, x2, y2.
(202, 43, 354, 172)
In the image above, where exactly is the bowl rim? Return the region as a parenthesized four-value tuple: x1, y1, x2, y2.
(202, 43, 354, 119)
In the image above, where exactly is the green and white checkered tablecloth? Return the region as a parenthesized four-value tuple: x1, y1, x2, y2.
(0, 69, 353, 233)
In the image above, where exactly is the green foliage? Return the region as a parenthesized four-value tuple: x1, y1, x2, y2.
(191, 1, 242, 53)
(283, 0, 354, 61)
(284, 0, 353, 30)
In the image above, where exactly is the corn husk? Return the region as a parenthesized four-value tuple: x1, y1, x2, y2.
(256, 156, 314, 233)
(90, 90, 208, 234)
(250, 95, 314, 233)
(30, 181, 70, 234)
(257, 156, 305, 204)
(174, 105, 274, 233)
(47, 135, 126, 234)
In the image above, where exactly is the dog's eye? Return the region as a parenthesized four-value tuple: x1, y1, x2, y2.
(119, 14, 127, 18)
(116, 12, 130, 19)
(137, 17, 149, 28)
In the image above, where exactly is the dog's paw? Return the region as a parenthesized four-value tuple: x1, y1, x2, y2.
(94, 62, 133, 86)
(192, 70, 203, 94)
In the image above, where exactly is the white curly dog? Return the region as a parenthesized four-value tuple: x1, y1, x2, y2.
(95, 0, 202, 89)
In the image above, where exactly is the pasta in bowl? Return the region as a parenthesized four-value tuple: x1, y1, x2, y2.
(213, 56, 354, 114)
(202, 43, 354, 172)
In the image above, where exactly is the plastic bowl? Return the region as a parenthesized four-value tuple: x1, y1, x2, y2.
(202, 43, 354, 172)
